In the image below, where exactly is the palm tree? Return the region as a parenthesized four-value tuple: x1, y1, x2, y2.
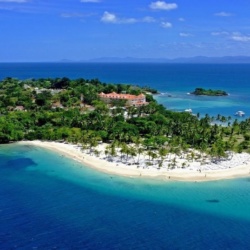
(136, 145, 144, 164)
(171, 157, 177, 168)
(120, 142, 129, 163)
(158, 147, 168, 168)
(128, 145, 137, 164)
(88, 136, 99, 155)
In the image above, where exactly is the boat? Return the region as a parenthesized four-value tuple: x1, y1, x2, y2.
(235, 111, 245, 117)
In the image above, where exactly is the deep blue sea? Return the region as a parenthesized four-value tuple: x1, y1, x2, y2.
(1, 143, 250, 249)
(1, 63, 250, 249)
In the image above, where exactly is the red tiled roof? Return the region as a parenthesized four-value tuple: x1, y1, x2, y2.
(99, 92, 145, 100)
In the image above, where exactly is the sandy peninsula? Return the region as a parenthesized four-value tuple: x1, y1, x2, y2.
(18, 140, 250, 182)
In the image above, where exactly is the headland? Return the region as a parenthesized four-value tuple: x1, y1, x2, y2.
(1, 77, 250, 182)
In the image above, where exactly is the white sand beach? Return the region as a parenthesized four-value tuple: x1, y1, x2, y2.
(18, 140, 250, 182)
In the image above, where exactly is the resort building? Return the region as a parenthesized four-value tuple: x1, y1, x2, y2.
(14, 106, 25, 111)
(98, 92, 147, 107)
(34, 87, 63, 95)
(51, 102, 64, 109)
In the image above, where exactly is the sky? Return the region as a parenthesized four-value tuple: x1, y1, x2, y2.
(1, 0, 250, 62)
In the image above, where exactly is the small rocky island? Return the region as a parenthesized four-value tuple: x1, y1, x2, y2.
(191, 88, 228, 96)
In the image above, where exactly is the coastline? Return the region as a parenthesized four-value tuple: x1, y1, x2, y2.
(17, 140, 250, 182)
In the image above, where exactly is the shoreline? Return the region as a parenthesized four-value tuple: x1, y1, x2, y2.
(17, 140, 250, 182)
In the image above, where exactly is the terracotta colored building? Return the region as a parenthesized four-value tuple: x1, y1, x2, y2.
(99, 92, 147, 107)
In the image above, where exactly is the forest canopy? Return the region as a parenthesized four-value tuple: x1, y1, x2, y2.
(0, 77, 249, 159)
(191, 88, 228, 96)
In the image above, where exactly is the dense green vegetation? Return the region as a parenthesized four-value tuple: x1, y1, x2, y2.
(191, 88, 228, 96)
(0, 77, 250, 163)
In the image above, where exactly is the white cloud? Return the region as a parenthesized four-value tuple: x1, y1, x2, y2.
(101, 12, 156, 24)
(179, 33, 192, 37)
(0, 0, 28, 2)
(142, 16, 156, 23)
(149, 1, 177, 11)
(231, 34, 250, 42)
(61, 13, 80, 18)
(211, 31, 229, 36)
(161, 21, 172, 28)
(61, 12, 94, 18)
(80, 0, 100, 2)
(101, 11, 117, 23)
(214, 12, 233, 17)
(122, 18, 137, 24)
(178, 17, 185, 22)
(101, 12, 137, 24)
(211, 31, 250, 42)
(0, 5, 13, 10)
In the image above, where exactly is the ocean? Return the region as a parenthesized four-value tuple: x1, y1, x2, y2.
(1, 63, 250, 249)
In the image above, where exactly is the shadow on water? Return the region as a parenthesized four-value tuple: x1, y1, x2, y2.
(206, 199, 220, 203)
(5, 158, 37, 170)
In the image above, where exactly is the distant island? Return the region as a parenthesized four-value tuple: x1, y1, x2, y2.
(70, 55, 250, 64)
(191, 88, 228, 96)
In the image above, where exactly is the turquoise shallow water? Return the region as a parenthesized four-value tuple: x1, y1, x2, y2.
(1, 143, 250, 249)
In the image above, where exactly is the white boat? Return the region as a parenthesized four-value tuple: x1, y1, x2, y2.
(184, 108, 192, 113)
(235, 111, 245, 117)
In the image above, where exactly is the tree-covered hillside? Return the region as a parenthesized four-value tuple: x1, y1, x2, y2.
(0, 77, 250, 161)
